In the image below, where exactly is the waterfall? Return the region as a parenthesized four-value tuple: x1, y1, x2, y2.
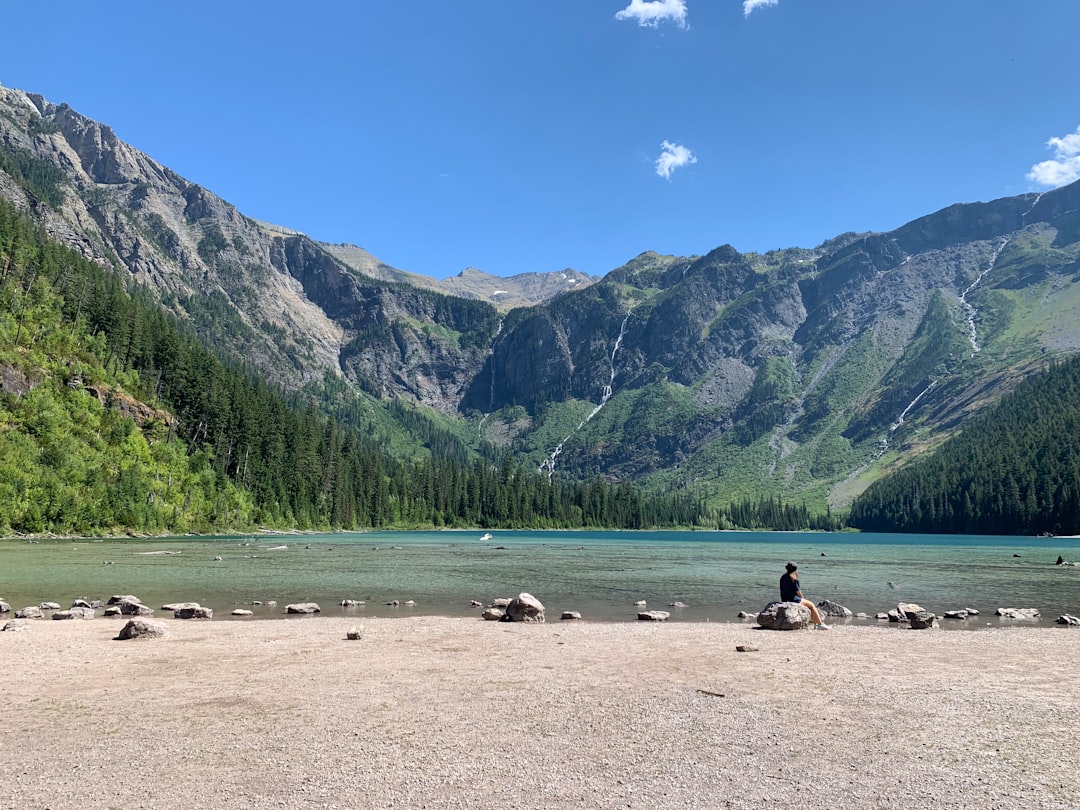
(958, 238, 1008, 355)
(540, 308, 634, 478)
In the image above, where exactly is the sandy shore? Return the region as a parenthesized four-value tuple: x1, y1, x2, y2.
(2, 617, 1078, 810)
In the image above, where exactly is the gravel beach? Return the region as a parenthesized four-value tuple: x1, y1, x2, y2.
(2, 616, 1078, 810)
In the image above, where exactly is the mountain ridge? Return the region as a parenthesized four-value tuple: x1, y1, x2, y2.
(3, 82, 1079, 515)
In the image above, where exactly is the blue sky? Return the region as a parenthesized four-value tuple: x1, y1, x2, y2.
(3, 1, 1079, 279)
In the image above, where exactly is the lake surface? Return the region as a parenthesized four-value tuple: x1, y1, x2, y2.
(3, 530, 1079, 626)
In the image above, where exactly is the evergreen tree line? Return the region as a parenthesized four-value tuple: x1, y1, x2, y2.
(720, 496, 844, 532)
(0, 197, 706, 533)
(848, 355, 1080, 535)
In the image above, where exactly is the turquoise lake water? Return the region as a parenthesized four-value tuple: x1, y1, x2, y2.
(3, 530, 1079, 625)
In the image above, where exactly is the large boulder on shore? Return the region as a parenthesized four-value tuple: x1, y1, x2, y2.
(15, 606, 44, 619)
(757, 601, 811, 630)
(116, 618, 168, 640)
(502, 592, 546, 623)
(52, 606, 96, 620)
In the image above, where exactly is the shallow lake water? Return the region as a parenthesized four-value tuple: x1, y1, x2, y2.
(2, 529, 1079, 625)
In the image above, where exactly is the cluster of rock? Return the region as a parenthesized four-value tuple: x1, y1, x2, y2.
(475, 593, 547, 622)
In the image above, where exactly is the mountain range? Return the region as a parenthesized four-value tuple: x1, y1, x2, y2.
(3, 82, 1079, 515)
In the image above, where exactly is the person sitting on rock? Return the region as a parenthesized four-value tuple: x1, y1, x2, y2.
(780, 561, 830, 630)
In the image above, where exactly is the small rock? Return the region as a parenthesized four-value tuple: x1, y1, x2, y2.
(0, 600, 10, 614)
(943, 610, 969, 619)
(162, 602, 202, 612)
(817, 599, 853, 618)
(340, 599, 365, 607)
(491, 598, 512, 608)
(1055, 614, 1080, 626)
(481, 607, 505, 621)
(108, 595, 141, 605)
(735, 645, 759, 652)
(231, 609, 254, 616)
(174, 606, 213, 620)
(38, 601, 61, 610)
(103, 606, 122, 617)
(560, 611, 582, 620)
(634, 600, 647, 607)
(14, 606, 44, 619)
(669, 601, 688, 608)
(637, 610, 671, 622)
(737, 611, 755, 619)
(52, 606, 96, 620)
(346, 625, 364, 640)
(116, 618, 168, 640)
(2, 619, 30, 632)
(286, 602, 321, 614)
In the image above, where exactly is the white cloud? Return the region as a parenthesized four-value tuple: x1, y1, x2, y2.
(1027, 125, 1080, 188)
(615, 0, 688, 29)
(743, 0, 779, 17)
(655, 140, 697, 179)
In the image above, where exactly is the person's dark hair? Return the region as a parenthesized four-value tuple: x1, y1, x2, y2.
(785, 561, 797, 573)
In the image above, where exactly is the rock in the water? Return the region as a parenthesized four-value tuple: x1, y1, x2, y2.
(108, 595, 141, 605)
(504, 592, 546, 623)
(996, 607, 1040, 619)
(346, 625, 364, 640)
(116, 618, 168, 640)
(70, 598, 95, 609)
(560, 611, 582, 620)
(481, 607, 505, 621)
(340, 599, 365, 607)
(817, 599, 853, 618)
(52, 606, 96, 620)
(491, 598, 512, 608)
(0, 600, 10, 613)
(634, 600, 647, 607)
(756, 601, 811, 631)
(905, 609, 936, 629)
(162, 602, 202, 612)
(737, 611, 755, 619)
(119, 600, 153, 616)
(1055, 614, 1080, 626)
(38, 601, 61, 610)
(943, 610, 969, 619)
(231, 609, 254, 616)
(286, 602, 321, 614)
(103, 606, 123, 617)
(174, 606, 213, 620)
(15, 606, 44, 619)
(669, 601, 688, 608)
(637, 610, 671, 622)
(2, 619, 30, 632)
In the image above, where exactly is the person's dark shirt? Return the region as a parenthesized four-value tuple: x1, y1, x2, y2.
(780, 573, 800, 602)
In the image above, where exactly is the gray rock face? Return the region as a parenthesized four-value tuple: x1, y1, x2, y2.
(503, 592, 546, 623)
(286, 602, 321, 614)
(756, 601, 811, 630)
(116, 618, 168, 640)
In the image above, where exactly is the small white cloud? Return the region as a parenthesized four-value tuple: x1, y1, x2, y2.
(615, 0, 688, 29)
(1027, 125, 1080, 188)
(655, 140, 697, 179)
(743, 0, 779, 16)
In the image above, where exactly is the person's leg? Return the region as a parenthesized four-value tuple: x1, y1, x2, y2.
(801, 597, 825, 625)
